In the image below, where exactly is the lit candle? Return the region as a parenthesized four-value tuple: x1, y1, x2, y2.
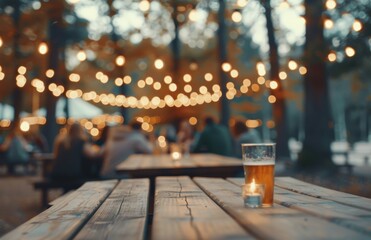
(243, 179, 262, 208)
(171, 151, 181, 161)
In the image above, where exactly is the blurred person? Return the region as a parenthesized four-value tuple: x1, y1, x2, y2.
(177, 120, 195, 156)
(95, 125, 110, 147)
(50, 122, 103, 180)
(101, 121, 153, 178)
(232, 120, 262, 157)
(0, 124, 31, 173)
(24, 126, 48, 153)
(192, 116, 233, 156)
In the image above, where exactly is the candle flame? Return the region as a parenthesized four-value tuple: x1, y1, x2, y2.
(250, 178, 256, 192)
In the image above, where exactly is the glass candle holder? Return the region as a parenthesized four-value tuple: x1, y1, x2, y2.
(170, 143, 182, 161)
(242, 179, 265, 208)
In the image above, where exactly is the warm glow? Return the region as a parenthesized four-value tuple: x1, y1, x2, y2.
(251, 84, 260, 92)
(183, 74, 192, 83)
(279, 71, 287, 80)
(20, 121, 30, 132)
(115, 77, 123, 86)
(257, 77, 265, 85)
(345, 47, 355, 57)
(324, 19, 334, 29)
(243, 79, 251, 87)
(326, 0, 336, 10)
(288, 60, 298, 70)
(268, 95, 276, 103)
(352, 20, 362, 32)
(199, 86, 208, 94)
(246, 119, 262, 128)
(123, 76, 132, 84)
(231, 11, 242, 23)
(204, 73, 213, 81)
(250, 179, 256, 192)
(153, 82, 162, 90)
(90, 128, 99, 137)
(164, 75, 172, 84)
(18, 66, 26, 75)
(188, 9, 199, 22)
(328, 52, 337, 62)
(256, 62, 266, 76)
(237, 0, 248, 8)
(169, 83, 177, 92)
(230, 69, 239, 78)
(77, 50, 87, 61)
(0, 72, 5, 81)
(299, 66, 307, 75)
(0, 37, 3, 47)
(69, 73, 80, 82)
(222, 62, 232, 72)
(115, 55, 125, 66)
(184, 84, 192, 93)
(139, 0, 150, 12)
(189, 117, 197, 125)
(138, 80, 145, 88)
(154, 59, 164, 69)
(38, 42, 48, 55)
(46, 69, 55, 78)
(270, 81, 278, 89)
(240, 85, 248, 93)
(145, 77, 154, 85)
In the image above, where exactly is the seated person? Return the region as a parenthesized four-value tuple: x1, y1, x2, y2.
(50, 123, 103, 180)
(192, 117, 233, 156)
(233, 120, 262, 157)
(101, 121, 153, 179)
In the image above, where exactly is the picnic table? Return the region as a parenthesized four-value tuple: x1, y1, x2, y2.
(2, 176, 370, 239)
(115, 153, 243, 178)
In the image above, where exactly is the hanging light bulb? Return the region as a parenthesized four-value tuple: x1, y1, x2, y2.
(38, 42, 48, 55)
(116, 55, 125, 66)
(77, 50, 87, 61)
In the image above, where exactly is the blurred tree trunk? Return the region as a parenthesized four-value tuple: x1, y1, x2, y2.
(298, 0, 334, 169)
(108, 0, 128, 122)
(262, 0, 290, 160)
(171, 2, 180, 82)
(217, 0, 230, 127)
(43, 1, 65, 150)
(11, 0, 22, 128)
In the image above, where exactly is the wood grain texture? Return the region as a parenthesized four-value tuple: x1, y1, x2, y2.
(152, 176, 253, 240)
(74, 179, 150, 240)
(2, 180, 117, 240)
(227, 178, 371, 236)
(275, 177, 371, 211)
(48, 191, 74, 206)
(195, 177, 369, 240)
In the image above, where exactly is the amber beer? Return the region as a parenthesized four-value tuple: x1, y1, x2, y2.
(242, 143, 276, 207)
(244, 162, 275, 207)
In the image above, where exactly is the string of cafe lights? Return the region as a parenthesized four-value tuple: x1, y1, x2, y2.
(0, 0, 365, 132)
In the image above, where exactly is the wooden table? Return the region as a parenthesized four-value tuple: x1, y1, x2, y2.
(115, 153, 243, 178)
(3, 177, 370, 239)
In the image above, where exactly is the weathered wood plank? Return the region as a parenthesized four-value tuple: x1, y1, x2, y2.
(48, 191, 74, 206)
(152, 176, 253, 240)
(1, 180, 117, 240)
(227, 178, 371, 236)
(195, 177, 369, 240)
(74, 178, 149, 240)
(275, 177, 371, 211)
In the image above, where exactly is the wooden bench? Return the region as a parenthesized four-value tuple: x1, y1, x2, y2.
(0, 158, 37, 175)
(3, 179, 150, 240)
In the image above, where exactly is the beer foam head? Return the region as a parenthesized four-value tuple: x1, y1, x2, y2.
(243, 160, 275, 166)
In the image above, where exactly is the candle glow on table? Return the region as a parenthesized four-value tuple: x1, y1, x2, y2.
(171, 151, 182, 161)
(243, 178, 263, 208)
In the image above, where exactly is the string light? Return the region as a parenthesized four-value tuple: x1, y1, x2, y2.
(345, 47, 355, 57)
(231, 11, 242, 23)
(38, 42, 48, 55)
(326, 0, 336, 10)
(352, 20, 362, 32)
(0, 36, 3, 47)
(77, 50, 87, 61)
(328, 52, 337, 62)
(115, 55, 125, 66)
(154, 59, 164, 69)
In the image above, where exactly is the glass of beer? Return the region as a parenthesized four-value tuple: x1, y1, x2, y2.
(242, 143, 275, 207)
